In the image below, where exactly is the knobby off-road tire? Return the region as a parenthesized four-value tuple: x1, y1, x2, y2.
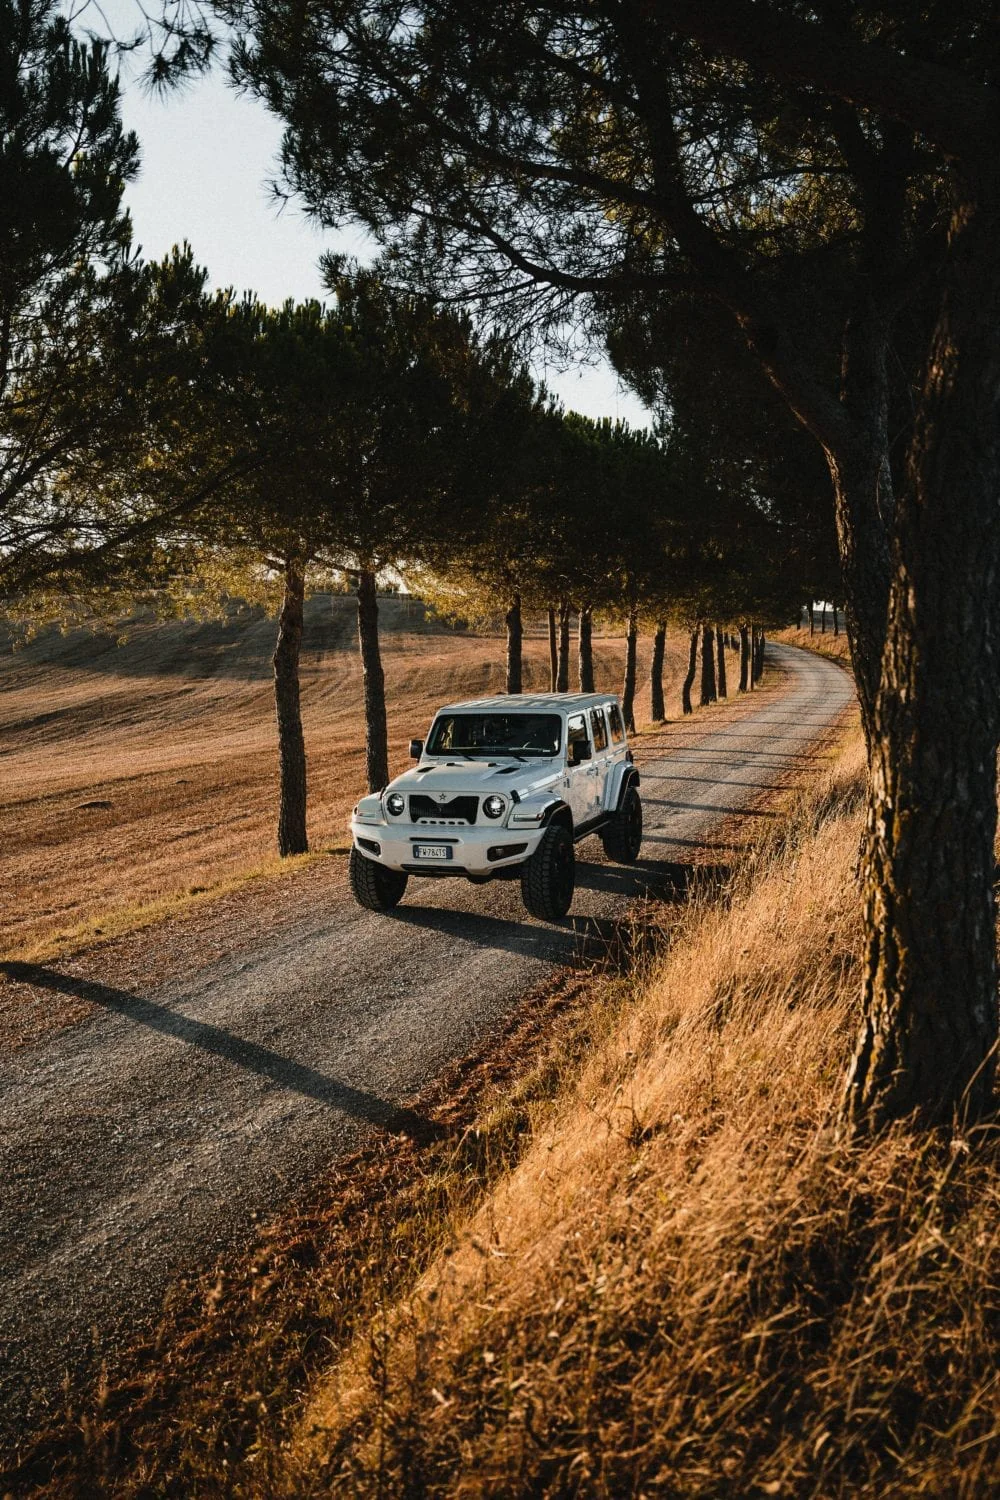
(348, 847, 408, 912)
(601, 786, 643, 864)
(521, 823, 575, 921)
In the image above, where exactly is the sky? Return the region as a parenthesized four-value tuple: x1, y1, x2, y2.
(100, 19, 653, 428)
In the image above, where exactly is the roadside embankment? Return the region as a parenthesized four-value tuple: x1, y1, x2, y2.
(776, 622, 852, 668)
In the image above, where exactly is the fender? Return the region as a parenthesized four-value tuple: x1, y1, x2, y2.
(508, 794, 572, 831)
(608, 762, 641, 812)
(540, 798, 574, 829)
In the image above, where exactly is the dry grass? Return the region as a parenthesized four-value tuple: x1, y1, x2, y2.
(1, 599, 686, 958)
(776, 623, 853, 667)
(280, 729, 1000, 1499)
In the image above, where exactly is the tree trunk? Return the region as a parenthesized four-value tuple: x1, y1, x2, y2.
(505, 592, 523, 694)
(809, 600, 815, 635)
(715, 626, 727, 698)
(824, 318, 894, 753)
(844, 169, 1000, 1129)
(833, 601, 840, 638)
(821, 602, 828, 633)
(621, 607, 638, 731)
(752, 627, 766, 684)
(273, 554, 308, 857)
(738, 623, 750, 693)
(578, 603, 594, 692)
(649, 620, 666, 721)
(699, 622, 717, 706)
(557, 600, 571, 692)
(357, 567, 388, 792)
(682, 627, 698, 715)
(547, 607, 558, 691)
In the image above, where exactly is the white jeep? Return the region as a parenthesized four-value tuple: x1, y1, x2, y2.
(348, 693, 643, 921)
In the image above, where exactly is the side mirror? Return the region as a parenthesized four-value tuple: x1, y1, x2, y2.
(568, 740, 590, 767)
(409, 738, 424, 760)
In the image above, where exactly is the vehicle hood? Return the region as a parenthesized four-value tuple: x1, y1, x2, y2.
(388, 758, 562, 799)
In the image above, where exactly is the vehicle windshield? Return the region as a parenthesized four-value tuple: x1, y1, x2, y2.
(426, 712, 562, 758)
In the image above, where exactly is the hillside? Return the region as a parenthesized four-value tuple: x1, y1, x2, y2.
(0, 599, 687, 957)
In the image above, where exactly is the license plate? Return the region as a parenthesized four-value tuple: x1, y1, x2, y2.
(413, 843, 452, 861)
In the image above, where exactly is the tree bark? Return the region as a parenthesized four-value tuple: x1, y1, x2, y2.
(738, 623, 750, 693)
(578, 603, 594, 692)
(823, 318, 894, 752)
(505, 592, 523, 694)
(621, 606, 638, 731)
(752, 627, 766, 684)
(809, 599, 815, 635)
(699, 622, 717, 706)
(844, 168, 1000, 1128)
(821, 601, 828, 633)
(357, 567, 388, 792)
(649, 620, 666, 721)
(547, 606, 558, 692)
(682, 627, 698, 715)
(715, 626, 727, 698)
(273, 554, 308, 857)
(557, 600, 571, 692)
(833, 601, 840, 637)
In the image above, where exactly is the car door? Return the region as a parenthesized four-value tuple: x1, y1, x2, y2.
(589, 706, 614, 814)
(564, 712, 594, 827)
(605, 701, 629, 806)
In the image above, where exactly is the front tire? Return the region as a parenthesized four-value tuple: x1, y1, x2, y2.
(601, 785, 643, 864)
(348, 847, 408, 912)
(521, 822, 575, 921)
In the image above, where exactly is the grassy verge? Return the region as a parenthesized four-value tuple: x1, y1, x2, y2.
(776, 623, 852, 667)
(0, 847, 350, 966)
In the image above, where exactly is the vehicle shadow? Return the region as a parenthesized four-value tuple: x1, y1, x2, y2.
(387, 903, 618, 966)
(0, 962, 439, 1142)
(574, 858, 733, 902)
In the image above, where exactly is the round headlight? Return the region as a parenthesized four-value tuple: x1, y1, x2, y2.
(386, 792, 405, 816)
(483, 794, 506, 820)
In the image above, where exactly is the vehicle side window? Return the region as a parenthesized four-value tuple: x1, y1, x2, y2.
(607, 703, 626, 744)
(590, 707, 609, 752)
(567, 713, 591, 762)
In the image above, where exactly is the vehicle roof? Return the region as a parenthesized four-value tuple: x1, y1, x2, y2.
(433, 693, 622, 716)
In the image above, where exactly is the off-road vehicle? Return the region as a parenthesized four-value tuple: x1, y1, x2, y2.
(348, 693, 642, 921)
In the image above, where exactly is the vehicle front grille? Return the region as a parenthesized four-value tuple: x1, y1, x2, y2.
(409, 794, 479, 825)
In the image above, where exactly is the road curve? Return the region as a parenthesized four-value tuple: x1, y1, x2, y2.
(0, 644, 853, 1446)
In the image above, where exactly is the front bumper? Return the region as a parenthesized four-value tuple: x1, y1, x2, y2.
(349, 817, 544, 875)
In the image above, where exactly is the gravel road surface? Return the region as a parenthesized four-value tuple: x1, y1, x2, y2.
(0, 644, 853, 1446)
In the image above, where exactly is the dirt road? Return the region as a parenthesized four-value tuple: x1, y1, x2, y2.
(0, 645, 853, 1448)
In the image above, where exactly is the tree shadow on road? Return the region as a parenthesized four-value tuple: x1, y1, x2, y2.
(0, 962, 439, 1142)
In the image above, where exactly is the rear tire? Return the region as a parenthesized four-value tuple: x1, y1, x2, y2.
(348, 847, 408, 911)
(521, 822, 575, 920)
(601, 785, 643, 864)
